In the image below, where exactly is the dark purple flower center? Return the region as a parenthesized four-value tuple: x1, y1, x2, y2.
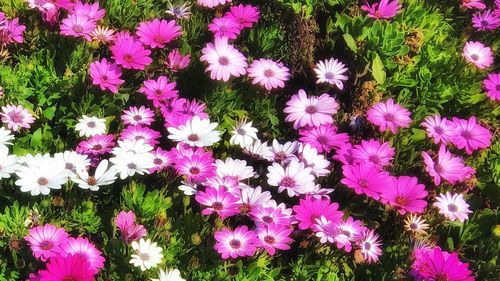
(461, 130, 472, 139)
(133, 115, 142, 121)
(447, 204, 458, 212)
(496, 84, 500, 91)
(127, 163, 137, 169)
(218, 56, 229, 66)
(358, 179, 368, 188)
(368, 155, 380, 165)
(434, 164, 443, 173)
(92, 144, 103, 151)
(40, 240, 53, 250)
(409, 223, 418, 230)
(364, 242, 371, 250)
(395, 195, 408, 206)
(470, 54, 479, 61)
(264, 235, 275, 244)
(274, 152, 286, 162)
(135, 135, 145, 141)
(87, 176, 97, 186)
(87, 121, 96, 128)
(189, 167, 200, 175)
(280, 177, 295, 188)
(229, 239, 241, 249)
(317, 135, 329, 145)
(153, 158, 163, 165)
(101, 75, 108, 81)
(262, 216, 273, 224)
(153, 35, 164, 43)
(155, 89, 163, 96)
(434, 126, 444, 134)
(65, 163, 74, 170)
(188, 134, 199, 141)
(305, 105, 317, 114)
(212, 202, 223, 211)
(481, 20, 489, 27)
(325, 72, 335, 80)
(264, 69, 274, 78)
(237, 128, 246, 135)
(340, 229, 351, 237)
(37, 177, 49, 186)
(383, 113, 395, 122)
(9, 112, 23, 123)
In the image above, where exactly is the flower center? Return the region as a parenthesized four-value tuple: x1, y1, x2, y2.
(262, 216, 273, 224)
(481, 20, 489, 27)
(368, 155, 380, 164)
(139, 253, 150, 261)
(9, 112, 23, 123)
(62, 277, 76, 281)
(363, 242, 371, 250)
(264, 69, 274, 78)
(305, 105, 317, 114)
(101, 75, 108, 81)
(153, 158, 163, 165)
(435, 274, 449, 281)
(92, 144, 103, 151)
(127, 163, 137, 169)
(189, 167, 200, 175)
(317, 135, 329, 145)
(237, 128, 246, 135)
(410, 223, 418, 230)
(229, 239, 241, 249)
(135, 135, 145, 141)
(87, 121, 96, 128)
(87, 176, 97, 186)
(154, 89, 163, 96)
(383, 113, 395, 122)
(395, 195, 408, 206)
(72, 24, 83, 33)
(496, 84, 500, 91)
(447, 204, 458, 212)
(65, 163, 74, 170)
(153, 35, 164, 43)
(324, 72, 335, 80)
(239, 203, 251, 214)
(470, 54, 479, 61)
(37, 177, 49, 186)
(218, 56, 229, 66)
(434, 126, 443, 134)
(358, 179, 368, 188)
(187, 134, 199, 141)
(461, 130, 472, 139)
(124, 54, 133, 62)
(40, 240, 53, 250)
(434, 164, 443, 173)
(212, 202, 223, 211)
(280, 177, 295, 188)
(133, 115, 142, 121)
(264, 235, 275, 244)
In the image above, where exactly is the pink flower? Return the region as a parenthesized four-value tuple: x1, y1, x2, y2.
(89, 58, 124, 94)
(299, 124, 349, 153)
(341, 162, 393, 199)
(175, 152, 216, 183)
(421, 115, 456, 144)
(114, 211, 147, 243)
(379, 176, 428, 215)
(38, 254, 95, 281)
(331, 217, 366, 252)
(120, 125, 161, 146)
(0, 105, 35, 131)
(121, 106, 155, 126)
(433, 192, 472, 223)
(293, 196, 343, 230)
(195, 187, 240, 218)
(26, 1, 60, 26)
(483, 72, 500, 101)
(165, 49, 190, 72)
(472, 10, 500, 31)
(461, 0, 486, 10)
(72, 1, 105, 21)
(333, 143, 358, 165)
(110, 37, 152, 70)
(200, 36, 247, 82)
(208, 17, 241, 39)
(313, 216, 339, 244)
(451, 116, 492, 154)
(197, 0, 232, 9)
(256, 224, 293, 256)
(139, 76, 178, 107)
(225, 4, 260, 29)
(284, 90, 339, 129)
(366, 98, 411, 134)
(357, 229, 382, 263)
(422, 145, 475, 186)
(136, 19, 182, 48)
(25, 224, 69, 262)
(59, 14, 96, 41)
(250, 205, 293, 227)
(411, 247, 474, 281)
(314, 58, 349, 89)
(214, 226, 257, 259)
(361, 0, 401, 19)
(462, 41, 494, 69)
(150, 147, 173, 173)
(352, 139, 395, 168)
(0, 14, 26, 45)
(160, 98, 208, 129)
(76, 134, 115, 156)
(247, 59, 290, 91)
(57, 237, 105, 274)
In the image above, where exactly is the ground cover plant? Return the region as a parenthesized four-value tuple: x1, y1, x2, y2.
(0, 0, 498, 280)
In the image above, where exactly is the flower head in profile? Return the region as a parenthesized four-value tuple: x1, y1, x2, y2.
(89, 58, 124, 94)
(152, 268, 186, 281)
(422, 145, 475, 186)
(314, 58, 348, 89)
(299, 124, 349, 153)
(461, 0, 486, 10)
(1, 105, 35, 131)
(91, 26, 115, 43)
(214, 225, 257, 259)
(200, 36, 247, 82)
(366, 98, 411, 134)
(450, 116, 492, 154)
(168, 116, 221, 147)
(357, 229, 382, 263)
(284, 90, 339, 129)
(230, 119, 258, 147)
(462, 41, 494, 69)
(433, 192, 472, 223)
(111, 37, 152, 70)
(379, 176, 428, 215)
(361, 0, 401, 19)
(38, 254, 95, 281)
(136, 19, 182, 48)
(114, 210, 147, 243)
(208, 17, 241, 39)
(130, 238, 163, 271)
(411, 247, 474, 281)
(25, 224, 69, 261)
(165, 49, 190, 72)
(293, 196, 343, 230)
(483, 72, 500, 101)
(195, 187, 240, 218)
(225, 4, 260, 29)
(247, 58, 290, 91)
(256, 223, 293, 256)
(75, 115, 106, 138)
(421, 115, 456, 144)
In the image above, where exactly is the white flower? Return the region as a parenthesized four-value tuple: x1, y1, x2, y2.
(15, 155, 68, 196)
(264, 139, 299, 163)
(266, 159, 315, 197)
(152, 268, 186, 281)
(72, 160, 117, 191)
(243, 139, 273, 160)
(0, 150, 18, 179)
(112, 139, 153, 156)
(130, 238, 163, 271)
(216, 158, 255, 182)
(238, 186, 274, 211)
(0, 127, 14, 154)
(54, 150, 90, 178)
(229, 120, 258, 147)
(433, 192, 472, 223)
(110, 152, 154, 180)
(167, 116, 221, 147)
(314, 58, 348, 90)
(75, 115, 106, 138)
(298, 143, 331, 177)
(165, 2, 191, 20)
(178, 180, 197, 196)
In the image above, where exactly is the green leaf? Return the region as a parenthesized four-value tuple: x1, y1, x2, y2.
(372, 54, 386, 85)
(411, 128, 427, 142)
(343, 33, 358, 53)
(30, 128, 43, 148)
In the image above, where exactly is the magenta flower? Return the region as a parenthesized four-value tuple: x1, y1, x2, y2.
(256, 224, 293, 256)
(284, 90, 339, 129)
(411, 247, 474, 281)
(165, 49, 190, 72)
(0, 14, 26, 45)
(56, 237, 105, 274)
(333, 143, 358, 165)
(89, 58, 124, 94)
(462, 41, 494, 69)
(200, 36, 247, 82)
(136, 19, 182, 48)
(472, 10, 500, 31)
(247, 58, 290, 91)
(451, 116, 492, 154)
(225, 4, 260, 29)
(195, 187, 240, 218)
(483, 72, 500, 101)
(0, 105, 35, 131)
(150, 147, 173, 173)
(38, 254, 95, 281)
(461, 0, 486, 10)
(366, 98, 411, 134)
(299, 124, 349, 153)
(110, 37, 152, 70)
(139, 76, 178, 108)
(114, 210, 147, 243)
(293, 196, 343, 230)
(250, 205, 293, 227)
(175, 152, 216, 183)
(341, 162, 393, 199)
(214, 226, 257, 259)
(361, 0, 401, 19)
(161, 98, 208, 129)
(120, 125, 161, 146)
(25, 224, 69, 262)
(59, 14, 96, 41)
(421, 115, 456, 144)
(422, 145, 475, 186)
(352, 139, 395, 168)
(76, 134, 115, 156)
(379, 176, 428, 215)
(121, 106, 155, 126)
(72, 1, 106, 21)
(208, 17, 241, 39)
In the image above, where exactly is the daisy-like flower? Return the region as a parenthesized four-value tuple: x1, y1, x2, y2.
(200, 36, 247, 82)
(225, 4, 260, 29)
(267, 159, 315, 197)
(450, 116, 492, 154)
(161, 98, 209, 129)
(1, 105, 35, 131)
(379, 176, 428, 215)
(139, 76, 179, 108)
(25, 224, 69, 262)
(0, 127, 14, 154)
(357, 229, 382, 263)
(175, 153, 217, 182)
(361, 0, 401, 19)
(0, 14, 26, 45)
(208, 17, 241, 39)
(91, 26, 115, 43)
(15, 156, 68, 196)
(150, 147, 173, 173)
(110, 151, 154, 180)
(115, 211, 147, 243)
(243, 139, 273, 160)
(121, 106, 155, 126)
(284, 90, 339, 129)
(167, 116, 221, 147)
(229, 119, 258, 147)
(265, 139, 299, 164)
(136, 19, 182, 49)
(461, 0, 486, 10)
(72, 159, 117, 191)
(462, 41, 494, 69)
(251, 205, 293, 227)
(75, 115, 106, 138)
(54, 150, 90, 177)
(195, 187, 240, 218)
(298, 143, 331, 177)
(472, 9, 500, 31)
(298, 124, 349, 154)
(411, 247, 474, 281)
(165, 49, 190, 72)
(76, 134, 115, 156)
(216, 158, 255, 182)
(152, 268, 186, 281)
(130, 238, 163, 271)
(237, 186, 273, 214)
(352, 139, 395, 168)
(59, 14, 96, 41)
(314, 58, 348, 89)
(72, 1, 105, 21)
(38, 254, 95, 281)
(214, 226, 257, 259)
(483, 72, 500, 101)
(433, 192, 472, 223)
(247, 58, 290, 91)
(422, 145, 475, 186)
(197, 0, 232, 9)
(57, 237, 105, 273)
(366, 98, 411, 134)
(178, 180, 198, 196)
(341, 162, 393, 199)
(165, 2, 192, 20)
(89, 58, 124, 94)
(404, 213, 429, 235)
(120, 125, 161, 147)
(0, 150, 18, 179)
(293, 196, 343, 230)
(111, 37, 152, 70)
(314, 216, 339, 244)
(332, 217, 367, 252)
(256, 223, 293, 256)
(421, 115, 456, 144)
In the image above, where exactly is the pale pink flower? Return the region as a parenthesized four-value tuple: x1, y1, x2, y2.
(59, 14, 96, 41)
(421, 145, 475, 186)
(247, 59, 290, 91)
(433, 192, 472, 222)
(284, 90, 339, 129)
(451, 116, 492, 154)
(462, 41, 494, 69)
(214, 226, 257, 259)
(200, 36, 247, 82)
(366, 98, 411, 134)
(421, 115, 456, 144)
(1, 105, 35, 131)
